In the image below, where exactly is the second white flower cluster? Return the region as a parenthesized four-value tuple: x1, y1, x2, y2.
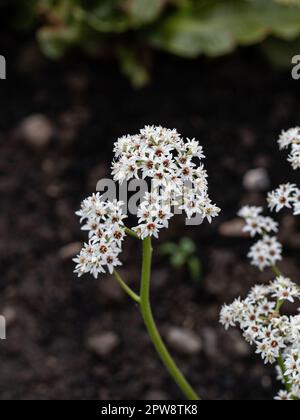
(238, 127, 300, 271)
(278, 127, 300, 170)
(220, 277, 300, 400)
(238, 206, 282, 271)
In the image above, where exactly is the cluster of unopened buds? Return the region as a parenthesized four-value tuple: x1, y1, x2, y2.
(74, 125, 220, 279)
(221, 127, 300, 400)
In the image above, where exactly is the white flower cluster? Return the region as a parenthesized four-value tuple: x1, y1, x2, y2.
(74, 194, 126, 278)
(220, 277, 300, 400)
(268, 183, 300, 216)
(223, 127, 300, 400)
(112, 125, 220, 239)
(266, 127, 300, 219)
(74, 126, 219, 278)
(278, 127, 300, 170)
(238, 206, 282, 271)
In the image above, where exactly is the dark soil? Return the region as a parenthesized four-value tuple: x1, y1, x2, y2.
(1, 32, 300, 400)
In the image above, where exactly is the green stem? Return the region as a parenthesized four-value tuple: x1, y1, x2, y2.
(271, 265, 300, 292)
(113, 270, 140, 304)
(271, 265, 282, 277)
(275, 298, 292, 395)
(125, 227, 140, 240)
(278, 354, 292, 393)
(139, 237, 200, 401)
(275, 299, 284, 313)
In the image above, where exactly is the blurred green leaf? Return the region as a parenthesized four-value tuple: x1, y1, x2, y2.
(38, 24, 82, 59)
(7, 0, 300, 84)
(149, 0, 300, 57)
(170, 252, 186, 268)
(77, 11, 132, 33)
(117, 47, 150, 88)
(179, 238, 196, 256)
(187, 257, 202, 283)
(159, 242, 179, 256)
(159, 237, 202, 283)
(128, 0, 163, 22)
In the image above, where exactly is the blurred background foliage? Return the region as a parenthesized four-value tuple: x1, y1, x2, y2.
(3, 0, 300, 85)
(160, 238, 202, 284)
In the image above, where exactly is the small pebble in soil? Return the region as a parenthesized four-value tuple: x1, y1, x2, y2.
(219, 218, 247, 238)
(143, 390, 169, 400)
(86, 332, 120, 358)
(46, 184, 63, 199)
(18, 114, 54, 148)
(243, 168, 270, 192)
(165, 327, 202, 355)
(201, 327, 219, 359)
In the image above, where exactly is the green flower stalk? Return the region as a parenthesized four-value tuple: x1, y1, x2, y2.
(113, 236, 200, 400)
(74, 126, 220, 399)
